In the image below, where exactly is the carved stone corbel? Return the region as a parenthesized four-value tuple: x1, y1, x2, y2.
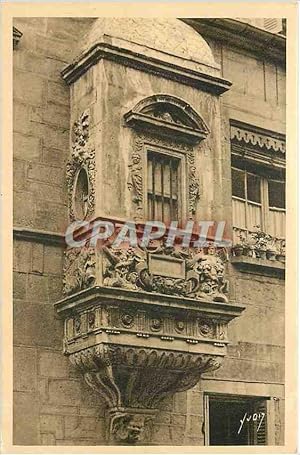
(69, 343, 222, 444)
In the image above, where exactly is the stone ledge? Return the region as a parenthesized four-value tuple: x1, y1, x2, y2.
(231, 256, 285, 275)
(55, 285, 245, 318)
(13, 227, 65, 246)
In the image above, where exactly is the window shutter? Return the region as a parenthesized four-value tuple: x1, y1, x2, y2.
(253, 401, 267, 445)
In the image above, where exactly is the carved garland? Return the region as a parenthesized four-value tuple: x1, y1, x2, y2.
(66, 110, 96, 221)
(128, 132, 200, 221)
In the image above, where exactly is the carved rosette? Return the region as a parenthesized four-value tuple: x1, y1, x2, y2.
(69, 344, 221, 444)
(66, 110, 96, 221)
(103, 243, 229, 303)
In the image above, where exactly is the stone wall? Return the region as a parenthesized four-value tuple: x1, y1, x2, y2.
(13, 17, 285, 446)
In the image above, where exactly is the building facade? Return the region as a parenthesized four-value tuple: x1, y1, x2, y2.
(13, 17, 285, 446)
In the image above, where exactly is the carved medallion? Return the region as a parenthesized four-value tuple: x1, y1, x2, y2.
(150, 317, 162, 332)
(198, 320, 214, 338)
(121, 313, 135, 328)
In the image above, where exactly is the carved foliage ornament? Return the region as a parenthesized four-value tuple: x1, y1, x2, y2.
(66, 110, 96, 221)
(63, 247, 96, 295)
(128, 132, 200, 220)
(103, 243, 229, 303)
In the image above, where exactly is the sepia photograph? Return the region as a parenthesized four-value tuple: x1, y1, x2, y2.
(1, 2, 297, 452)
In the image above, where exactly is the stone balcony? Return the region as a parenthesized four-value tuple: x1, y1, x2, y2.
(55, 236, 244, 444)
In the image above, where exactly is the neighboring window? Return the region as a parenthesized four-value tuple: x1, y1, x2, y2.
(147, 150, 181, 222)
(205, 395, 267, 446)
(232, 167, 285, 239)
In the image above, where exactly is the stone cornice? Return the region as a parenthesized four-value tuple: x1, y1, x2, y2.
(13, 227, 65, 246)
(182, 18, 286, 65)
(231, 256, 285, 277)
(61, 41, 232, 95)
(55, 285, 245, 320)
(230, 120, 286, 155)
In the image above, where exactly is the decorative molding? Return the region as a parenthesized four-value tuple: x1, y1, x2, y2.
(187, 150, 200, 216)
(124, 94, 210, 144)
(127, 137, 144, 221)
(13, 227, 65, 246)
(55, 285, 245, 318)
(61, 42, 232, 95)
(183, 18, 286, 65)
(231, 256, 285, 276)
(13, 26, 23, 49)
(103, 243, 229, 303)
(230, 122, 285, 155)
(62, 303, 230, 346)
(66, 110, 96, 221)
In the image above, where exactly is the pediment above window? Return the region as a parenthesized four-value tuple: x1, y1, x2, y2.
(124, 95, 210, 144)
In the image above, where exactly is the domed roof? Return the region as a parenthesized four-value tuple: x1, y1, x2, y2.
(83, 18, 216, 67)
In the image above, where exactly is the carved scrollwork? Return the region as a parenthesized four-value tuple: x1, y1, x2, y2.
(70, 344, 222, 412)
(103, 243, 229, 303)
(127, 138, 144, 221)
(63, 247, 96, 295)
(66, 110, 96, 221)
(187, 151, 200, 217)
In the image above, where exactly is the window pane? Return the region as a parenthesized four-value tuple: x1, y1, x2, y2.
(247, 173, 261, 203)
(269, 209, 286, 237)
(248, 203, 262, 231)
(232, 199, 246, 228)
(268, 180, 285, 208)
(232, 168, 245, 199)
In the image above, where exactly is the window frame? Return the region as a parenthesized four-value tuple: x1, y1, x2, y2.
(204, 393, 273, 446)
(144, 144, 187, 223)
(231, 166, 286, 239)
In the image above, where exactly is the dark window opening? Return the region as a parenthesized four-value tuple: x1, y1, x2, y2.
(208, 396, 267, 446)
(268, 180, 286, 209)
(147, 150, 180, 222)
